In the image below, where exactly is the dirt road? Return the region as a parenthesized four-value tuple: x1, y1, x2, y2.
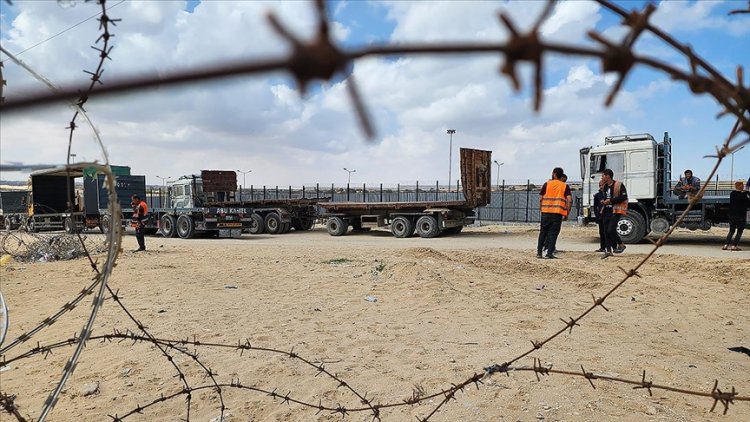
(1, 224, 748, 421)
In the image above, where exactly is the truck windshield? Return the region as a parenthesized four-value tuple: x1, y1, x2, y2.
(591, 153, 625, 179)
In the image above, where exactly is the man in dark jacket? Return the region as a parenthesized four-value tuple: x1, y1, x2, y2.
(600, 169, 628, 258)
(723, 181, 750, 251)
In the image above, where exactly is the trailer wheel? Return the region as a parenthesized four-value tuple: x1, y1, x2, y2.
(3, 217, 12, 232)
(264, 212, 283, 234)
(416, 215, 440, 238)
(161, 214, 177, 237)
(442, 226, 463, 236)
(391, 216, 414, 238)
(616, 209, 646, 244)
(248, 213, 265, 234)
(100, 214, 112, 235)
(280, 222, 291, 234)
(326, 217, 347, 236)
(27, 218, 38, 233)
(177, 214, 195, 239)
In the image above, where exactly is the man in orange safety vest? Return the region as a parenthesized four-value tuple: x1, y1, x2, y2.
(537, 167, 572, 259)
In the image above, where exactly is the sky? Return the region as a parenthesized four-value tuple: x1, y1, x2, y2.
(1, 0, 748, 187)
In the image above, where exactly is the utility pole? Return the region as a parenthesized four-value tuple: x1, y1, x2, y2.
(447, 129, 456, 190)
(237, 169, 252, 200)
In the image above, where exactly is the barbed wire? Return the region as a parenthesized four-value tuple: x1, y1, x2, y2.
(0, 232, 107, 262)
(4, 331, 749, 420)
(1, 0, 748, 421)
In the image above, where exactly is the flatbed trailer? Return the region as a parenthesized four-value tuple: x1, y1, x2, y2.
(318, 148, 492, 238)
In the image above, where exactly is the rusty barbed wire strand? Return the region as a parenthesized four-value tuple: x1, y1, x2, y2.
(6, 330, 749, 420)
(0, 393, 27, 422)
(728, 1, 750, 16)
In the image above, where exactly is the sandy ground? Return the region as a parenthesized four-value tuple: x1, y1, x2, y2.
(1, 224, 749, 422)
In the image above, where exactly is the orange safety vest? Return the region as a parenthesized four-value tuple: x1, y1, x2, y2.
(612, 181, 627, 215)
(540, 179, 569, 215)
(134, 200, 148, 216)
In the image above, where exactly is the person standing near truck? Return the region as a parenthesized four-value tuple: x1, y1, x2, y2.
(131, 194, 148, 252)
(723, 181, 750, 251)
(537, 167, 571, 259)
(600, 169, 628, 258)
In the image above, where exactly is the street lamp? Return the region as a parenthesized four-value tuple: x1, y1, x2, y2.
(236, 170, 252, 201)
(69, 153, 76, 162)
(343, 167, 356, 185)
(493, 160, 505, 190)
(447, 129, 456, 189)
(155, 175, 172, 208)
(155, 175, 171, 188)
(730, 145, 745, 182)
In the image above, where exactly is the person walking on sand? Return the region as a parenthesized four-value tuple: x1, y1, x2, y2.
(723, 181, 750, 251)
(537, 167, 572, 259)
(600, 169, 628, 258)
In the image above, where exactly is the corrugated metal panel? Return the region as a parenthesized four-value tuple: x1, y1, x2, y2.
(201, 170, 237, 192)
(0, 191, 29, 213)
(31, 175, 74, 213)
(460, 148, 492, 208)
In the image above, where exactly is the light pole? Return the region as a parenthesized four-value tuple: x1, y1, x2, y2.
(493, 160, 504, 190)
(730, 145, 745, 182)
(156, 176, 171, 207)
(447, 129, 456, 189)
(156, 175, 171, 189)
(236, 170, 252, 201)
(343, 167, 356, 185)
(69, 153, 76, 162)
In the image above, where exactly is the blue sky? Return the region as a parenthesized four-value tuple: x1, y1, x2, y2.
(1, 0, 748, 185)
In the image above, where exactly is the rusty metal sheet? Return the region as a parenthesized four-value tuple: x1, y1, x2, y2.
(201, 170, 237, 192)
(460, 148, 492, 208)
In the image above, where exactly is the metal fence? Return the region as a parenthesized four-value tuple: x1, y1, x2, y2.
(144, 180, 738, 224)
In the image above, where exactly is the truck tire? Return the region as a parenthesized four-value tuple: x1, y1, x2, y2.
(616, 209, 646, 244)
(248, 213, 265, 234)
(326, 216, 347, 236)
(442, 226, 463, 236)
(28, 219, 39, 233)
(161, 214, 177, 238)
(3, 217, 12, 232)
(100, 214, 112, 235)
(177, 214, 195, 239)
(391, 216, 414, 238)
(264, 212, 283, 234)
(416, 215, 440, 238)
